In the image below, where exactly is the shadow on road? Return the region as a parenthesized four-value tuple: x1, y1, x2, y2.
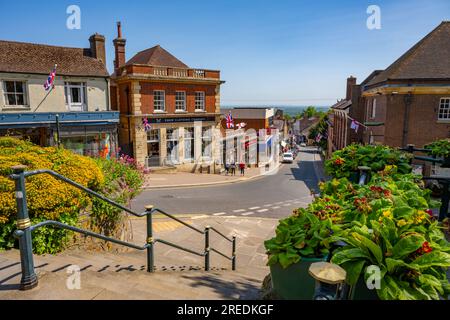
(287, 160, 320, 194)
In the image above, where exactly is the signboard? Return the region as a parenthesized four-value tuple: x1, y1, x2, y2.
(148, 116, 215, 124)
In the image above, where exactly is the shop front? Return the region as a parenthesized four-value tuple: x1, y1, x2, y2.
(0, 112, 120, 158)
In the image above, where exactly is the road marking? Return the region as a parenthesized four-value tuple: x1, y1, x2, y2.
(272, 206, 281, 209)
(283, 203, 291, 207)
(249, 207, 260, 210)
(191, 215, 209, 220)
(213, 212, 226, 216)
(275, 202, 283, 205)
(233, 209, 246, 213)
(241, 212, 255, 216)
(264, 204, 272, 207)
(257, 209, 269, 213)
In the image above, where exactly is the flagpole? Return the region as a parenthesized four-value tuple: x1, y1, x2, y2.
(34, 64, 58, 113)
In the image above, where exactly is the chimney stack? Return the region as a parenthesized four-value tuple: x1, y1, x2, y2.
(113, 21, 126, 75)
(89, 33, 106, 65)
(346, 76, 357, 101)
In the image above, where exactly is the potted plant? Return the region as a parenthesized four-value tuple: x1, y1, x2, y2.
(264, 209, 342, 300)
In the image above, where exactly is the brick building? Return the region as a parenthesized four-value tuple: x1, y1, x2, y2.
(111, 23, 224, 170)
(356, 21, 450, 148)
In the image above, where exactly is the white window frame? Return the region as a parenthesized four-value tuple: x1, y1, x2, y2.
(2, 80, 28, 108)
(153, 90, 165, 112)
(175, 91, 186, 112)
(147, 129, 160, 143)
(371, 98, 377, 119)
(201, 126, 212, 159)
(195, 91, 205, 111)
(65, 82, 87, 111)
(184, 127, 195, 161)
(438, 98, 450, 121)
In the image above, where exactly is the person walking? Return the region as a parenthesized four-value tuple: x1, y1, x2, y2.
(230, 162, 236, 176)
(239, 162, 246, 176)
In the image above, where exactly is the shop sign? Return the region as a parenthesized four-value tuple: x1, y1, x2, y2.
(148, 116, 215, 124)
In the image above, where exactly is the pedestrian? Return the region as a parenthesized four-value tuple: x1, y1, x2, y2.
(224, 163, 230, 175)
(230, 162, 236, 176)
(239, 162, 246, 176)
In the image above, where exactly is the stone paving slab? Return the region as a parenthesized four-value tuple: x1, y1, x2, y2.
(0, 216, 277, 300)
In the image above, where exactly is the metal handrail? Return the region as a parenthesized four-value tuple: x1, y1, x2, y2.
(9, 166, 237, 291)
(210, 248, 233, 260)
(209, 227, 234, 243)
(150, 207, 205, 235)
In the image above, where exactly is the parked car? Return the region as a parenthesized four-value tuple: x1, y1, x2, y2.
(282, 152, 294, 163)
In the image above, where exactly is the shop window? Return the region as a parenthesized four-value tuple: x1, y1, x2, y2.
(195, 91, 205, 111)
(202, 127, 212, 160)
(154, 90, 165, 111)
(147, 129, 160, 167)
(438, 98, 450, 120)
(175, 91, 186, 111)
(184, 127, 194, 161)
(3, 81, 28, 107)
(65, 82, 87, 111)
(166, 128, 179, 163)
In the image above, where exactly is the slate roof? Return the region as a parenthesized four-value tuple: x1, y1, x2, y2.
(0, 40, 108, 77)
(126, 45, 189, 68)
(367, 21, 450, 87)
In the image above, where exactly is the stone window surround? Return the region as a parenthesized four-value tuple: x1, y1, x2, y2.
(2, 79, 29, 109)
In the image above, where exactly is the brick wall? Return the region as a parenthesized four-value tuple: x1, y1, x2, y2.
(139, 82, 217, 114)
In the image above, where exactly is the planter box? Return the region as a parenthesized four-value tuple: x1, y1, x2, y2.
(270, 256, 327, 300)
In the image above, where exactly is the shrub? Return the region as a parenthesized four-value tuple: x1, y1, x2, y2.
(0, 137, 103, 254)
(325, 144, 412, 179)
(425, 139, 450, 158)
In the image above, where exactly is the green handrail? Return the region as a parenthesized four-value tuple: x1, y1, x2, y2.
(9, 165, 237, 291)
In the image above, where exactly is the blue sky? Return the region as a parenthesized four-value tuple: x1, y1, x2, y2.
(1, 0, 449, 106)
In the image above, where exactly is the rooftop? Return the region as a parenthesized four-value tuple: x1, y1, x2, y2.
(0, 40, 108, 77)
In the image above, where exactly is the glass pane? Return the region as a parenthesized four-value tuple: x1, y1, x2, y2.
(15, 82, 24, 93)
(16, 94, 24, 105)
(4, 81, 15, 93)
(6, 94, 16, 105)
(71, 87, 81, 103)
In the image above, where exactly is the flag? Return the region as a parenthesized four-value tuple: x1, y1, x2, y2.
(315, 133, 323, 143)
(350, 120, 359, 133)
(44, 64, 57, 91)
(226, 112, 234, 129)
(142, 117, 152, 132)
(236, 122, 247, 129)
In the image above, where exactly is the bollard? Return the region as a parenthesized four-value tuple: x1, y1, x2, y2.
(145, 205, 155, 273)
(12, 165, 38, 290)
(232, 236, 237, 271)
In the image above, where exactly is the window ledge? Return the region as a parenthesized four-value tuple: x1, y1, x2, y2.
(153, 110, 167, 114)
(2, 106, 31, 111)
(195, 110, 207, 113)
(175, 110, 187, 113)
(437, 120, 450, 124)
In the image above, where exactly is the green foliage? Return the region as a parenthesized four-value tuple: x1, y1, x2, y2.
(425, 139, 450, 158)
(308, 112, 330, 150)
(325, 144, 412, 179)
(0, 137, 144, 254)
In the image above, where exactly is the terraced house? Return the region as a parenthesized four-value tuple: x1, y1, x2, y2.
(111, 23, 224, 171)
(0, 34, 119, 157)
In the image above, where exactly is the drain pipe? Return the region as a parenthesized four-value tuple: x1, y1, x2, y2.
(402, 93, 413, 147)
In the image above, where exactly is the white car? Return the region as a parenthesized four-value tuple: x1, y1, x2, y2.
(282, 152, 294, 163)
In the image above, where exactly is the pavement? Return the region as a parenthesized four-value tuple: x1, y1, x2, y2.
(0, 215, 277, 300)
(143, 162, 280, 189)
(131, 147, 322, 219)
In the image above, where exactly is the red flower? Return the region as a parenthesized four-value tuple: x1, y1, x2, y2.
(425, 209, 433, 217)
(334, 158, 344, 166)
(415, 241, 433, 256)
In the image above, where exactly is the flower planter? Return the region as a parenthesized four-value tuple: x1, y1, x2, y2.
(270, 256, 328, 300)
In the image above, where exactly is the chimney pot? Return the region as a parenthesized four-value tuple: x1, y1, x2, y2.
(346, 76, 357, 101)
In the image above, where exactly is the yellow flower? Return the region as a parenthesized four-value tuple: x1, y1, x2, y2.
(383, 209, 393, 218)
(397, 219, 408, 227)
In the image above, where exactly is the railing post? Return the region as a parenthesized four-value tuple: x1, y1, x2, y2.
(232, 236, 236, 271)
(204, 226, 210, 271)
(145, 205, 155, 273)
(439, 182, 450, 221)
(12, 165, 38, 290)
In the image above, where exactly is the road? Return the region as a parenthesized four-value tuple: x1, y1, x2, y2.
(131, 148, 322, 219)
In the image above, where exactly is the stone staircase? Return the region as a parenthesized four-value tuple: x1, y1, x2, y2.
(0, 216, 277, 300)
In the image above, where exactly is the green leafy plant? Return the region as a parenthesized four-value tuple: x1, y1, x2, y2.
(425, 139, 450, 158)
(325, 144, 412, 179)
(265, 210, 341, 269)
